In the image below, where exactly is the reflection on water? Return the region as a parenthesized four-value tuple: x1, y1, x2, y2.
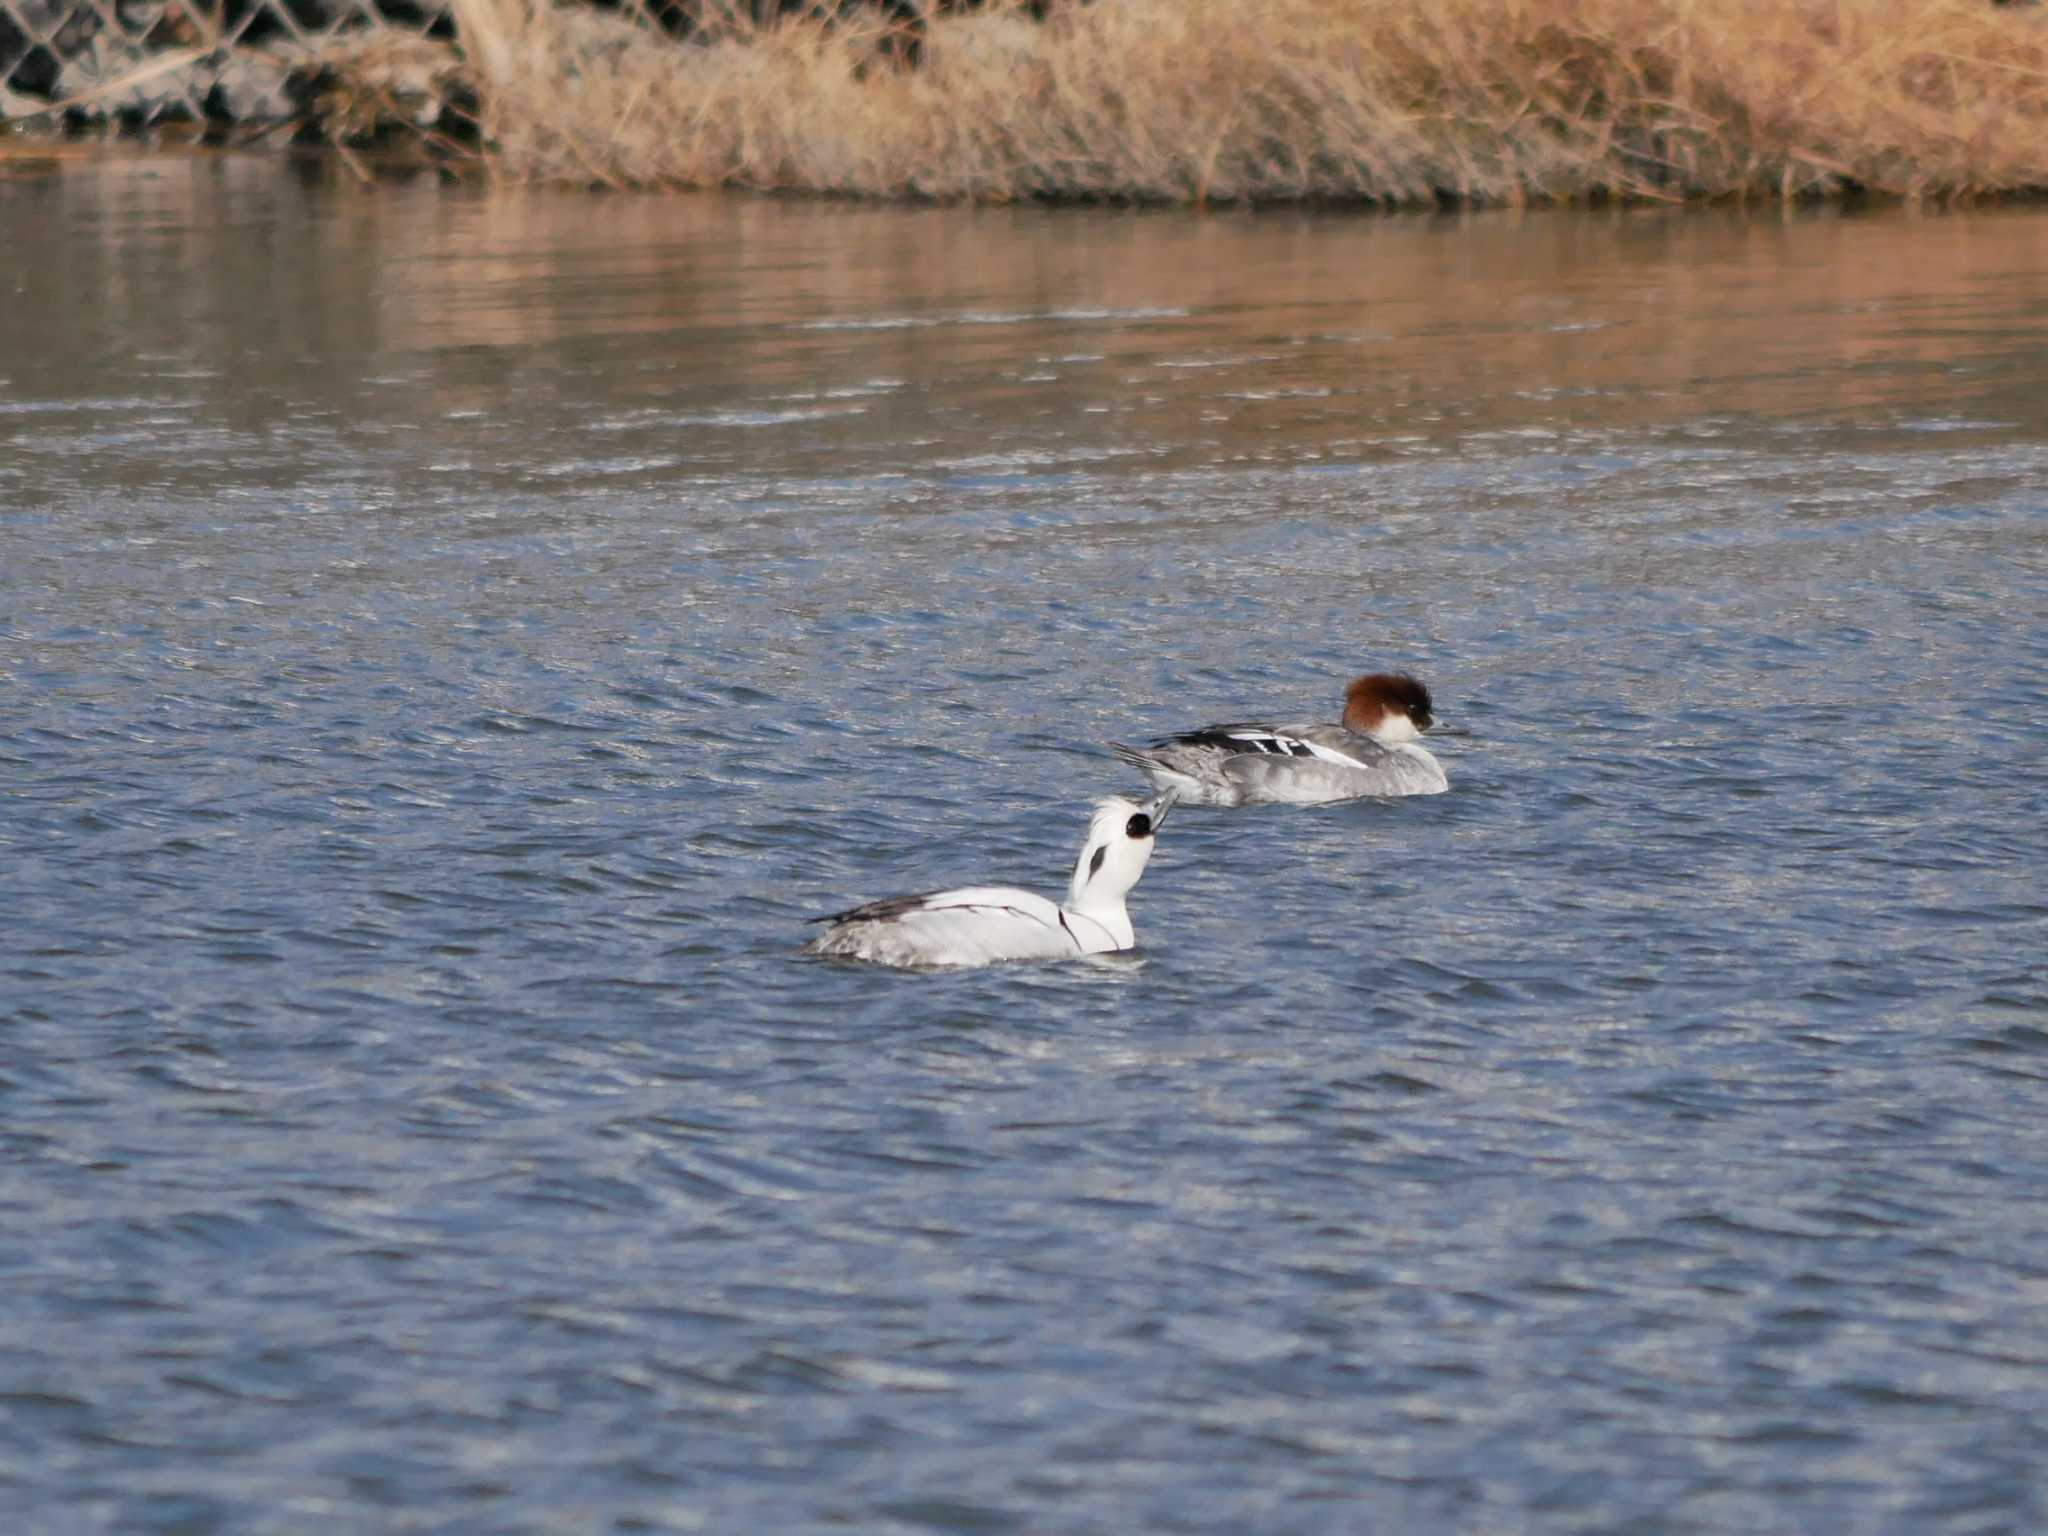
(11, 154, 2048, 445)
(3, 155, 2047, 1535)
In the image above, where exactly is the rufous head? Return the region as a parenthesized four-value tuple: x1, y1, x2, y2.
(1341, 672, 1435, 743)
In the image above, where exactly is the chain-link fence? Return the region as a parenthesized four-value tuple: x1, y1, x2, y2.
(0, 0, 461, 129)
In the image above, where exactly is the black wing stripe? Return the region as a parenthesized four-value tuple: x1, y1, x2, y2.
(1061, 909, 1125, 951)
(814, 895, 1061, 930)
(944, 903, 1059, 933)
(1152, 728, 1320, 759)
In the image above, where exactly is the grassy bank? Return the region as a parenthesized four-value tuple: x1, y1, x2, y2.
(447, 0, 2048, 202)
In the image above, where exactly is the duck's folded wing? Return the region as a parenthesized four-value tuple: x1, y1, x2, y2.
(814, 885, 1057, 924)
(1220, 735, 1446, 800)
(810, 889, 939, 925)
(1156, 719, 1369, 767)
(811, 885, 1080, 963)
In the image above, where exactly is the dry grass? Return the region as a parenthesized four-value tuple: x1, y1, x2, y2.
(449, 0, 2048, 202)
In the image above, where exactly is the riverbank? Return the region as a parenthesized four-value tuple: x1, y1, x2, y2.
(8, 0, 2048, 203)
(458, 0, 2048, 203)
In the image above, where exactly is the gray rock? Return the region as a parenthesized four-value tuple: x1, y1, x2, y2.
(207, 50, 294, 121)
(53, 44, 209, 119)
(48, 4, 103, 58)
(5, 45, 62, 103)
(3, 77, 51, 114)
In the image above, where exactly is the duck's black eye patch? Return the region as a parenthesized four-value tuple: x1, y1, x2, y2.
(1125, 814, 1152, 838)
(1088, 845, 1107, 877)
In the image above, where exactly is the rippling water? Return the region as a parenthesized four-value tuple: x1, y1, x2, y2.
(4, 159, 2047, 1532)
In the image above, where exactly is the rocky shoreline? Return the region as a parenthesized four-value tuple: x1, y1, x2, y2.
(1, 0, 472, 144)
(8, 0, 2048, 202)
(0, 0, 975, 143)
(7, 1, 1046, 147)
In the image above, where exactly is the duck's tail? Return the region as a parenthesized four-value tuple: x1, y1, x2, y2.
(1107, 741, 1162, 773)
(1107, 741, 1199, 796)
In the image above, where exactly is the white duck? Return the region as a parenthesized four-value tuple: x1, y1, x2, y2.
(805, 793, 1174, 968)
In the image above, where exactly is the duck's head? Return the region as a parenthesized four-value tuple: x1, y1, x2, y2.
(1067, 791, 1174, 909)
(1340, 672, 1435, 744)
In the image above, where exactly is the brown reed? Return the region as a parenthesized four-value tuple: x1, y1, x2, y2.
(454, 0, 2048, 203)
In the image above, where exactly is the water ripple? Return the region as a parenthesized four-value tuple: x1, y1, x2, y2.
(5, 179, 2048, 1536)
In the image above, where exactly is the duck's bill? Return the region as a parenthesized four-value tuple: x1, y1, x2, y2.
(1145, 789, 1178, 830)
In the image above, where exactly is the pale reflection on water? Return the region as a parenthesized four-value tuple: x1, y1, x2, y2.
(2, 155, 2046, 1535)
(13, 153, 2048, 433)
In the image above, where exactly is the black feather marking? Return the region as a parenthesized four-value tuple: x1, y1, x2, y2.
(810, 889, 946, 924)
(812, 893, 1060, 931)
(975, 903, 1057, 932)
(1154, 727, 1320, 760)
(1062, 909, 1122, 950)
(1087, 845, 1106, 879)
(1158, 728, 1273, 753)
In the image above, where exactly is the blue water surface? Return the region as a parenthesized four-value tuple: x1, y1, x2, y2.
(3, 163, 2047, 1533)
